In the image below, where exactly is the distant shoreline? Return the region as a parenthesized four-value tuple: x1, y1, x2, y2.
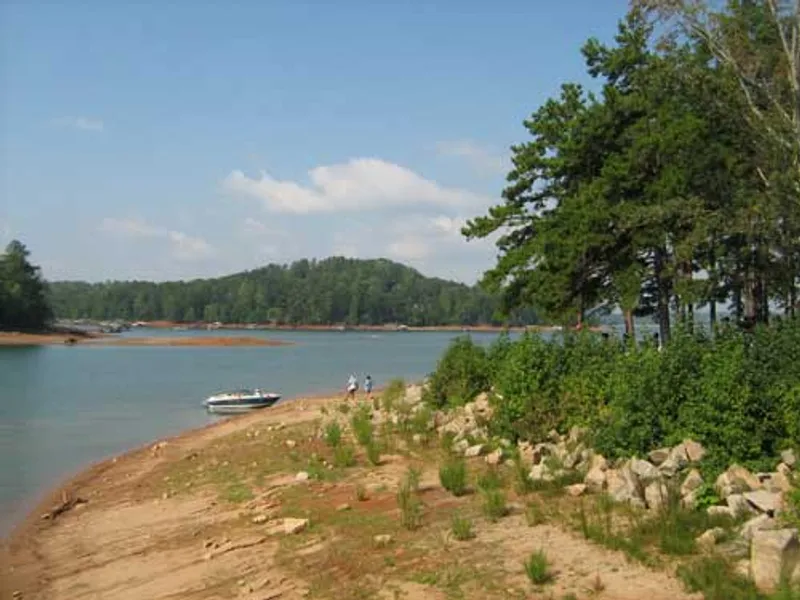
(0, 332, 292, 347)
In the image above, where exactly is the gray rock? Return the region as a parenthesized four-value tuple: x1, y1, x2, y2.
(374, 534, 393, 547)
(283, 518, 309, 534)
(763, 471, 793, 494)
(781, 449, 797, 468)
(251, 514, 269, 524)
(681, 469, 704, 497)
(751, 529, 800, 592)
(607, 463, 645, 508)
(683, 439, 706, 463)
(485, 448, 503, 466)
(584, 465, 607, 492)
(566, 483, 587, 497)
(716, 465, 761, 499)
(631, 458, 660, 483)
(696, 527, 726, 550)
(727, 494, 757, 518)
(464, 444, 486, 458)
(741, 514, 776, 542)
(645, 481, 669, 511)
(648, 447, 671, 466)
(707, 505, 735, 518)
(453, 439, 469, 454)
(529, 463, 554, 482)
(295, 471, 310, 482)
(744, 490, 783, 516)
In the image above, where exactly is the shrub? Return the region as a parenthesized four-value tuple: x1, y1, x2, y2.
(397, 472, 423, 530)
(525, 501, 546, 526)
(513, 453, 534, 495)
(333, 444, 356, 468)
(381, 378, 406, 413)
(351, 405, 374, 447)
(323, 421, 342, 447)
(423, 336, 489, 408)
(476, 467, 503, 492)
(355, 483, 368, 501)
(365, 441, 381, 466)
(481, 488, 508, 522)
(451, 513, 475, 541)
(524, 550, 553, 585)
(439, 458, 468, 496)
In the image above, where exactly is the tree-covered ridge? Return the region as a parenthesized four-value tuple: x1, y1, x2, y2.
(0, 240, 52, 331)
(465, 6, 800, 341)
(48, 257, 537, 326)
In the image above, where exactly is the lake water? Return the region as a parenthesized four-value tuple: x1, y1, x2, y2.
(0, 329, 506, 537)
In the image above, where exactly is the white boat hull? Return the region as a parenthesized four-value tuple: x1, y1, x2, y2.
(203, 389, 280, 414)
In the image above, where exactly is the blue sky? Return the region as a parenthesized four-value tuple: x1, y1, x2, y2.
(1, 0, 630, 283)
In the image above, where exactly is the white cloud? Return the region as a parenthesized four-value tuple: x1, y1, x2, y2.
(436, 140, 507, 175)
(99, 217, 214, 261)
(52, 116, 105, 132)
(387, 237, 430, 261)
(223, 158, 489, 214)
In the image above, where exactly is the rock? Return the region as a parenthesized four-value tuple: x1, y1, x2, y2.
(751, 529, 800, 592)
(681, 488, 701, 510)
(707, 505, 734, 518)
(716, 465, 761, 499)
(517, 441, 535, 464)
(563, 445, 585, 470)
(744, 490, 783, 516)
(589, 454, 608, 472)
(681, 469, 704, 497)
(585, 465, 608, 492)
(453, 439, 470, 454)
(568, 426, 588, 443)
(735, 559, 751, 579)
(285, 440, 297, 449)
(741, 514, 776, 542)
(529, 464, 553, 482)
(696, 527, 726, 550)
(411, 433, 423, 445)
(778, 462, 792, 476)
(648, 447, 671, 466)
(295, 471, 310, 482)
(566, 483, 587, 497)
(727, 494, 757, 518)
(645, 481, 669, 511)
(607, 463, 645, 508)
(631, 458, 660, 483)
(547, 429, 561, 443)
(764, 471, 793, 494)
(485, 448, 503, 466)
(658, 446, 688, 477)
(374, 534, 393, 547)
(336, 503, 351, 512)
(683, 439, 706, 463)
(464, 444, 486, 458)
(12, 591, 22, 599)
(252, 514, 269, 524)
(782, 449, 797, 468)
(283, 518, 309, 535)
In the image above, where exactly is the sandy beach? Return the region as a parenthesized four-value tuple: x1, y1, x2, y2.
(1, 388, 697, 600)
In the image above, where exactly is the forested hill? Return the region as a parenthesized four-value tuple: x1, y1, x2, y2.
(48, 257, 537, 326)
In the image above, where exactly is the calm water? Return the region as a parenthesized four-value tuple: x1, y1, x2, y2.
(0, 329, 504, 536)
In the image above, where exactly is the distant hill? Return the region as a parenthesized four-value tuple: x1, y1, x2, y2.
(48, 257, 538, 326)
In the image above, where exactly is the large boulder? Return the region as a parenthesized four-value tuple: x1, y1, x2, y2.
(648, 447, 671, 466)
(744, 490, 784, 517)
(751, 529, 800, 591)
(727, 494, 757, 518)
(607, 462, 645, 508)
(584, 454, 609, 492)
(682, 439, 706, 463)
(658, 445, 689, 478)
(630, 458, 660, 483)
(645, 480, 669, 511)
(781, 449, 797, 468)
(741, 514, 776, 542)
(716, 465, 762, 499)
(680, 469, 704, 497)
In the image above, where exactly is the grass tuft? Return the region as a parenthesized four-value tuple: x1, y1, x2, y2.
(524, 550, 553, 585)
(439, 458, 468, 496)
(450, 513, 475, 541)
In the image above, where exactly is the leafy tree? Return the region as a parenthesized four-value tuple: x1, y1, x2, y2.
(0, 240, 53, 330)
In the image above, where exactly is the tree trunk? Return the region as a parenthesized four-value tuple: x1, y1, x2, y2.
(624, 309, 635, 340)
(654, 248, 671, 344)
(710, 300, 717, 330)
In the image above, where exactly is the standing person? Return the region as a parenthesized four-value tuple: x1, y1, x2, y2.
(364, 374, 374, 400)
(346, 373, 358, 401)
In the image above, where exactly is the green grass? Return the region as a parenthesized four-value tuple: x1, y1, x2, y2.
(524, 550, 553, 585)
(324, 421, 343, 447)
(481, 488, 508, 522)
(351, 404, 374, 447)
(512, 453, 534, 495)
(397, 480, 423, 531)
(221, 481, 253, 503)
(355, 483, 368, 502)
(381, 378, 406, 413)
(476, 466, 504, 492)
(451, 513, 475, 541)
(439, 458, 468, 496)
(525, 500, 547, 526)
(365, 440, 381, 465)
(333, 444, 357, 468)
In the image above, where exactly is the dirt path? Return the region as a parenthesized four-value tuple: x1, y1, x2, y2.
(0, 394, 700, 600)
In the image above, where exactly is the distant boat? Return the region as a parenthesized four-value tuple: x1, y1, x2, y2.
(203, 389, 281, 414)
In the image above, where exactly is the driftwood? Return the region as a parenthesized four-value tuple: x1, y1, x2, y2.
(41, 490, 87, 521)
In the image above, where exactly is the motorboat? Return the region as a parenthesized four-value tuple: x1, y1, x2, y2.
(203, 389, 281, 414)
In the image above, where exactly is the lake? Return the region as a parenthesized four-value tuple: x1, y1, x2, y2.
(0, 329, 507, 537)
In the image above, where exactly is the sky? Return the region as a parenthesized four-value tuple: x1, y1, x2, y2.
(1, 0, 631, 284)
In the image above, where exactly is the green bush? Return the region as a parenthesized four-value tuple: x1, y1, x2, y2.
(481, 488, 508, 522)
(333, 444, 357, 468)
(365, 441, 381, 466)
(351, 404, 374, 447)
(524, 550, 553, 585)
(381, 378, 406, 413)
(439, 458, 468, 496)
(424, 319, 800, 473)
(450, 513, 475, 541)
(323, 421, 342, 447)
(423, 336, 490, 408)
